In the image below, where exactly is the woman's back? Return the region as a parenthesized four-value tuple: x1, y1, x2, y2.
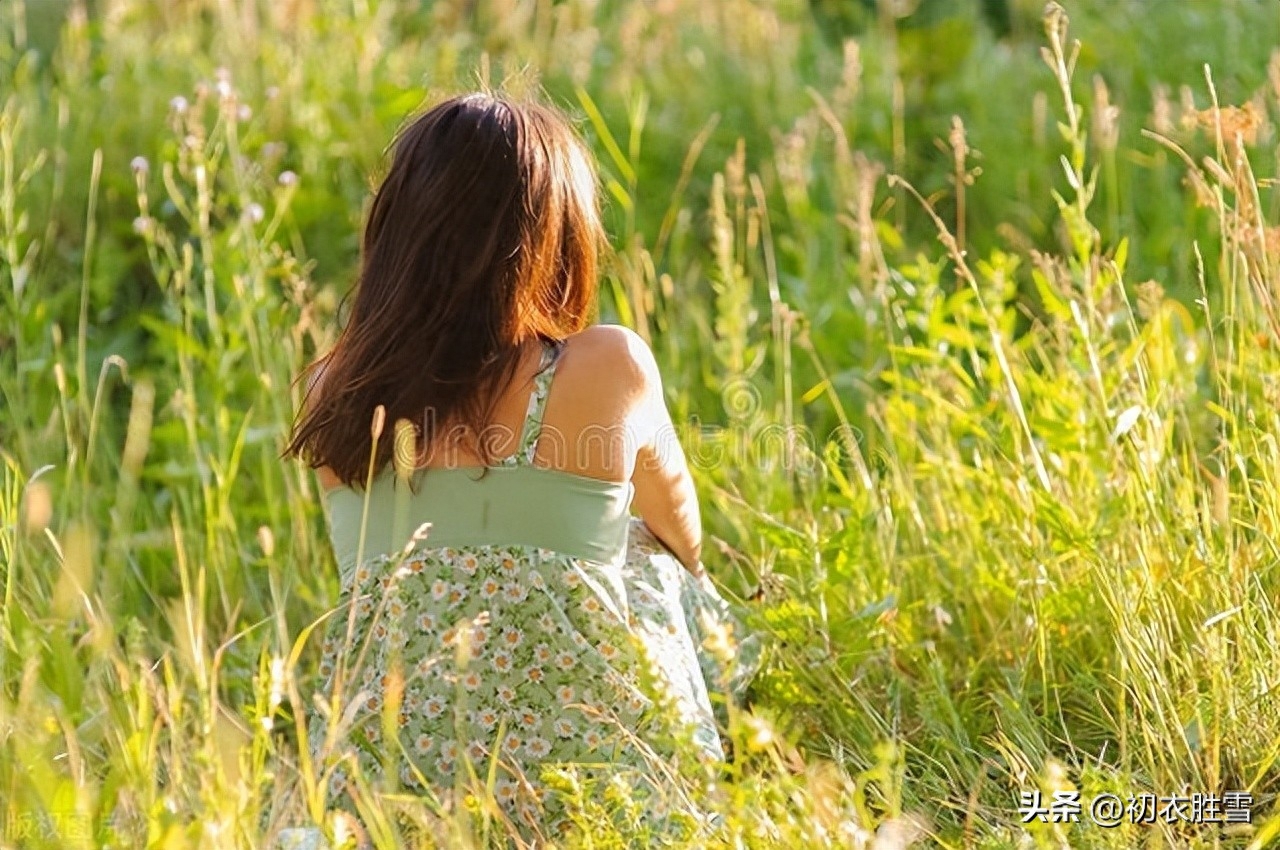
(313, 335, 729, 838)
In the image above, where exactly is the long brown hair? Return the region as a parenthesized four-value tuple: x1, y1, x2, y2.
(285, 93, 604, 486)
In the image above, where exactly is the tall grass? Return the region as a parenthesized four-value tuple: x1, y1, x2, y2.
(2, 0, 1279, 847)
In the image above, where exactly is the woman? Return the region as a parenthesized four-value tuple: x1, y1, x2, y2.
(286, 93, 748, 839)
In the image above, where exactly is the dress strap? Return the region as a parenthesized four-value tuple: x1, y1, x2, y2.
(515, 338, 563, 464)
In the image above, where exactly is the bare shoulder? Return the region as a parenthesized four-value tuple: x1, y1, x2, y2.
(561, 324, 661, 391)
(544, 324, 666, 450)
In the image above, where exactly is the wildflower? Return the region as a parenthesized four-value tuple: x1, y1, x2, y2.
(278, 170, 298, 188)
(130, 156, 149, 176)
(132, 216, 153, 235)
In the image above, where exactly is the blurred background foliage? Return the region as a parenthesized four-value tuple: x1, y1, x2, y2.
(3, 0, 1280, 847)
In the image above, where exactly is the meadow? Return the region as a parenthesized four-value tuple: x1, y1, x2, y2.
(2, 0, 1280, 847)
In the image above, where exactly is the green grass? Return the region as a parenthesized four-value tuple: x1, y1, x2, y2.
(2, 0, 1280, 847)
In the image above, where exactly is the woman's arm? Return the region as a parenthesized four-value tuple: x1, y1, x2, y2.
(631, 423, 703, 574)
(620, 331, 704, 575)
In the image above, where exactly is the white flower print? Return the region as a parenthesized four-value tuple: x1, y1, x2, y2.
(447, 583, 468, 607)
(424, 695, 446, 719)
(473, 708, 499, 730)
(413, 733, 434, 755)
(552, 718, 576, 738)
(500, 627, 524, 650)
(430, 579, 449, 601)
(533, 643, 553, 664)
(599, 641, 619, 661)
(416, 612, 436, 633)
(480, 577, 501, 599)
(502, 733, 523, 756)
(499, 556, 518, 575)
(563, 570, 582, 590)
(465, 739, 488, 762)
(461, 670, 482, 691)
(399, 764, 422, 787)
(525, 736, 552, 758)
(502, 581, 528, 603)
(556, 685, 575, 704)
(460, 553, 479, 575)
(515, 706, 540, 730)
(440, 741, 459, 761)
(537, 613, 556, 632)
(495, 778, 518, 806)
(554, 651, 577, 671)
(525, 666, 545, 684)
(490, 650, 514, 674)
(496, 685, 517, 704)
(582, 729, 603, 750)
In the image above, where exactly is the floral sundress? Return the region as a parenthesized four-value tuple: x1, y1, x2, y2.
(308, 339, 755, 842)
